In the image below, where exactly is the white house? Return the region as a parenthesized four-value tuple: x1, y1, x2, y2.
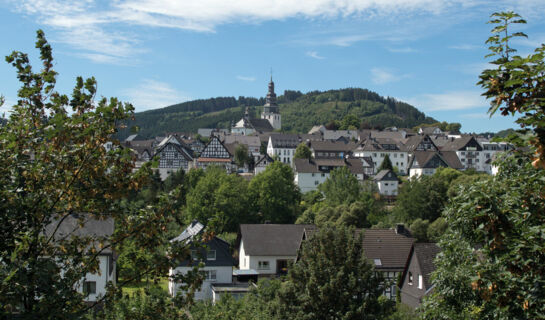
(254, 154, 274, 175)
(408, 151, 463, 177)
(238, 224, 314, 277)
(373, 169, 399, 196)
(45, 215, 116, 303)
(353, 137, 409, 175)
(154, 135, 194, 180)
(169, 221, 234, 301)
(267, 134, 301, 165)
(294, 158, 366, 193)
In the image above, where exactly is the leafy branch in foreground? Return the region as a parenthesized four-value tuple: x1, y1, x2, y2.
(0, 30, 199, 318)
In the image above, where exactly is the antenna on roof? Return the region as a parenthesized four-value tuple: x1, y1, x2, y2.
(270, 67, 273, 82)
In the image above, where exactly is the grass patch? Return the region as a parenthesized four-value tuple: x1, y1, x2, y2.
(120, 278, 169, 296)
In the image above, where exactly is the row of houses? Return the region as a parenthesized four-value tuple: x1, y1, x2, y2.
(168, 221, 440, 308)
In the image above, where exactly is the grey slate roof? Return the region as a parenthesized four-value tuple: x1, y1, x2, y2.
(441, 135, 483, 152)
(374, 169, 399, 182)
(323, 130, 359, 141)
(223, 135, 261, 148)
(310, 140, 357, 152)
(240, 224, 315, 256)
(269, 134, 301, 148)
(413, 243, 441, 288)
(248, 118, 274, 133)
(44, 214, 115, 254)
(361, 228, 415, 271)
(294, 158, 366, 175)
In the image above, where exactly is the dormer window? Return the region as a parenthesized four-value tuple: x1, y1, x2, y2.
(207, 250, 216, 260)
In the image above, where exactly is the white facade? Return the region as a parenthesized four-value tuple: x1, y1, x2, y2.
(238, 240, 295, 275)
(78, 255, 115, 302)
(353, 150, 408, 175)
(409, 167, 437, 178)
(262, 112, 281, 130)
(267, 137, 295, 165)
(376, 180, 398, 196)
(169, 266, 233, 300)
(294, 172, 329, 193)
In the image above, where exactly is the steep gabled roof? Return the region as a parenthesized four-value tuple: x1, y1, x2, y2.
(374, 169, 399, 182)
(361, 228, 415, 270)
(255, 154, 274, 167)
(414, 243, 441, 288)
(248, 118, 274, 133)
(240, 224, 315, 256)
(441, 135, 483, 152)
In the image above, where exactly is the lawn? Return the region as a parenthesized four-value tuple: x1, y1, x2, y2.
(120, 278, 169, 296)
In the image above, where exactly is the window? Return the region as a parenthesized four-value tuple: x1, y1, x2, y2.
(385, 183, 389, 186)
(418, 275, 423, 289)
(83, 281, 96, 295)
(191, 250, 199, 260)
(380, 153, 385, 157)
(408, 272, 413, 285)
(167, 160, 173, 166)
(373, 153, 377, 157)
(373, 259, 382, 266)
(204, 270, 217, 281)
(314, 180, 319, 185)
(321, 173, 325, 177)
(311, 173, 315, 177)
(258, 261, 270, 270)
(207, 250, 216, 260)
(394, 153, 398, 158)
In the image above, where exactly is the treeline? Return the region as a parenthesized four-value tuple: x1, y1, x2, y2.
(117, 88, 438, 139)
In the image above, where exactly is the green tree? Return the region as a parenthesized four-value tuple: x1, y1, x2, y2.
(293, 142, 312, 160)
(185, 166, 252, 233)
(249, 162, 301, 223)
(478, 11, 545, 168)
(0, 31, 199, 317)
(277, 226, 393, 319)
(378, 154, 394, 171)
(426, 217, 447, 242)
(318, 167, 361, 206)
(234, 144, 250, 168)
(409, 218, 429, 242)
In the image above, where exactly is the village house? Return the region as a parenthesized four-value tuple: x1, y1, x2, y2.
(267, 134, 300, 165)
(400, 243, 441, 308)
(154, 135, 194, 180)
(196, 135, 236, 173)
(293, 158, 366, 193)
(45, 214, 116, 304)
(169, 221, 234, 301)
(353, 137, 409, 174)
(373, 169, 400, 197)
(237, 224, 314, 277)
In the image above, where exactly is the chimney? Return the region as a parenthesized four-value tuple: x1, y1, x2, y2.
(395, 224, 405, 235)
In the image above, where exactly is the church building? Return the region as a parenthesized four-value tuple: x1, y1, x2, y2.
(261, 77, 281, 130)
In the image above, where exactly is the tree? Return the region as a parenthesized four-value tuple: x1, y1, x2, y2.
(0, 31, 199, 317)
(424, 12, 545, 318)
(277, 226, 392, 319)
(318, 167, 361, 206)
(409, 218, 429, 242)
(185, 166, 252, 233)
(293, 142, 312, 160)
(249, 162, 301, 223)
(378, 154, 394, 171)
(478, 11, 545, 168)
(234, 144, 250, 168)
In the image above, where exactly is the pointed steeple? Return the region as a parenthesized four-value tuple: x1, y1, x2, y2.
(263, 76, 278, 113)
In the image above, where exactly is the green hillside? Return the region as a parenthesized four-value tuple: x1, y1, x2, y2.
(118, 88, 437, 139)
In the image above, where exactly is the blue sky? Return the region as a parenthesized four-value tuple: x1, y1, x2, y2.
(1, 0, 544, 133)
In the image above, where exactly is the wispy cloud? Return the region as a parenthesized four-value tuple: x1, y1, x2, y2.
(236, 75, 256, 82)
(12, 0, 545, 63)
(371, 68, 410, 85)
(306, 51, 325, 59)
(405, 91, 487, 111)
(459, 112, 490, 119)
(449, 44, 480, 50)
(122, 79, 189, 112)
(387, 47, 418, 53)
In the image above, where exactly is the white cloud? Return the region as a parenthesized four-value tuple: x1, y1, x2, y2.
(306, 51, 325, 59)
(371, 68, 410, 85)
(122, 79, 189, 112)
(405, 91, 487, 111)
(236, 75, 256, 81)
(387, 47, 418, 53)
(12, 0, 545, 62)
(449, 44, 480, 50)
(459, 112, 490, 119)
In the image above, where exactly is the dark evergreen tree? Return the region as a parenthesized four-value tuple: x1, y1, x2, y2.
(378, 154, 394, 171)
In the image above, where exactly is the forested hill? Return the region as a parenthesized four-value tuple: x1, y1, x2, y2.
(118, 88, 437, 139)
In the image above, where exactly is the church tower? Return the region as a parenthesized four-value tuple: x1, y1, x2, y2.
(261, 77, 281, 130)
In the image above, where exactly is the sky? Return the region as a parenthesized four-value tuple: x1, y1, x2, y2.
(1, 0, 544, 133)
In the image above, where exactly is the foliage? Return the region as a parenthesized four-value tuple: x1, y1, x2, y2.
(387, 303, 419, 320)
(413, 121, 462, 133)
(409, 218, 430, 242)
(234, 144, 250, 168)
(277, 226, 393, 319)
(0, 31, 200, 318)
(423, 153, 545, 319)
(478, 11, 545, 168)
(427, 217, 447, 242)
(293, 142, 312, 160)
(249, 162, 301, 224)
(318, 167, 362, 206)
(185, 166, 252, 233)
(378, 154, 394, 171)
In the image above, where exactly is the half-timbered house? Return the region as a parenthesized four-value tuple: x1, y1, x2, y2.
(154, 136, 194, 179)
(196, 136, 235, 173)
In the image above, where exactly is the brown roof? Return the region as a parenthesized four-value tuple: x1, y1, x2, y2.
(295, 158, 366, 175)
(197, 158, 232, 162)
(361, 228, 415, 271)
(240, 224, 315, 256)
(294, 159, 320, 173)
(441, 135, 482, 152)
(310, 140, 357, 152)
